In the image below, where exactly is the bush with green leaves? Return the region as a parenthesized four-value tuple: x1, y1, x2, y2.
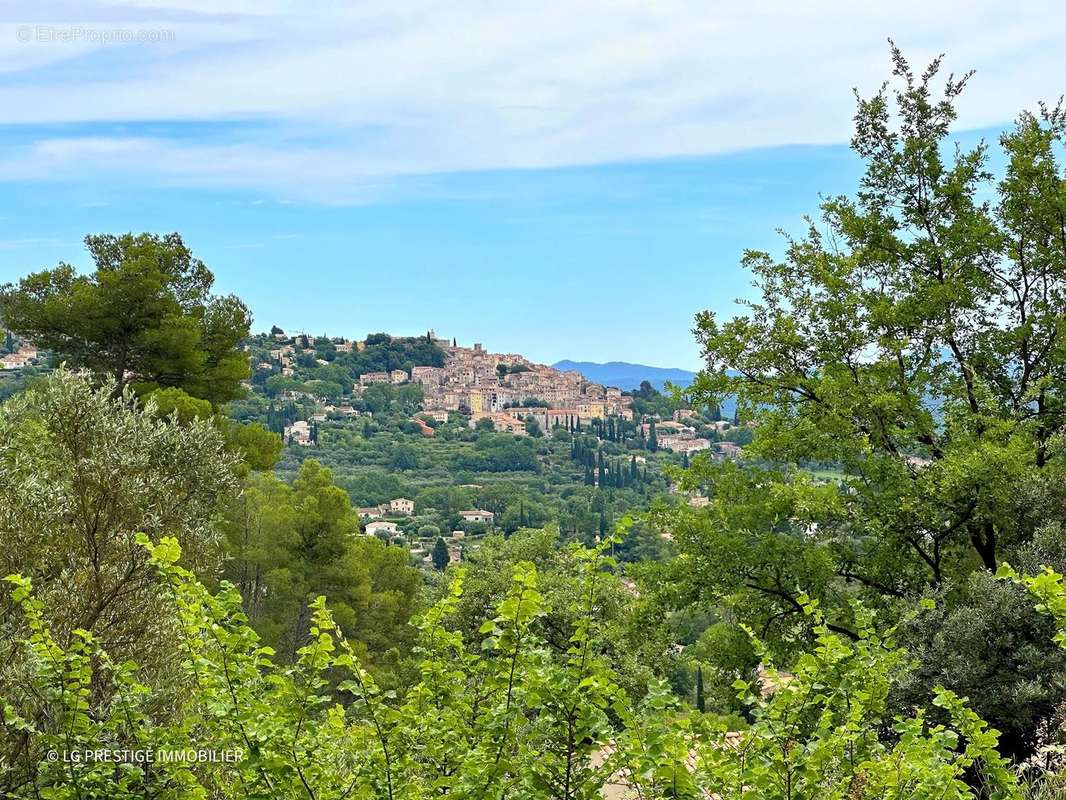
(0, 534, 1031, 799)
(0, 369, 239, 673)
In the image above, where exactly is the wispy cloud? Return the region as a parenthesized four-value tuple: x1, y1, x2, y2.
(0, 0, 1063, 202)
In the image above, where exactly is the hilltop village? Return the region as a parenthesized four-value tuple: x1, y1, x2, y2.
(257, 329, 721, 455)
(227, 328, 751, 570)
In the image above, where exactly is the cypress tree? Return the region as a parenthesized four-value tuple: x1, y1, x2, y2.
(432, 537, 450, 571)
(648, 420, 659, 452)
(696, 665, 705, 713)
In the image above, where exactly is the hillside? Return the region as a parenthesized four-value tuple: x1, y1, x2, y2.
(228, 329, 746, 571)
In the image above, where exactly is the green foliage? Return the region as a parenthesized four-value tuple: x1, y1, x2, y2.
(221, 462, 420, 667)
(340, 468, 411, 507)
(894, 572, 1066, 761)
(0, 370, 239, 671)
(0, 537, 1025, 798)
(222, 420, 283, 472)
(453, 433, 539, 473)
(688, 49, 1066, 583)
(628, 380, 683, 420)
(146, 386, 213, 422)
(389, 443, 419, 470)
(1000, 564, 1066, 650)
(431, 536, 450, 571)
(0, 233, 251, 405)
(337, 333, 443, 376)
(524, 414, 543, 437)
(667, 48, 1066, 759)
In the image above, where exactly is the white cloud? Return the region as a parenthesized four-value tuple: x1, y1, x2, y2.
(1, 0, 1064, 200)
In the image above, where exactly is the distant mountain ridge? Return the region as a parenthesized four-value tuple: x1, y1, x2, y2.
(551, 360, 698, 392)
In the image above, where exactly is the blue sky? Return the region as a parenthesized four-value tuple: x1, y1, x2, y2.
(0, 2, 1063, 369)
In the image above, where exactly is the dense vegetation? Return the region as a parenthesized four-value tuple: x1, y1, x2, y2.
(2, 49, 1066, 797)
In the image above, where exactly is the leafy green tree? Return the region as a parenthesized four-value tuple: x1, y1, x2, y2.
(671, 48, 1066, 760)
(307, 379, 342, 401)
(313, 335, 336, 361)
(221, 461, 420, 664)
(0, 233, 251, 405)
(146, 385, 213, 422)
(0, 369, 239, 671)
(389, 444, 419, 470)
(223, 420, 283, 471)
(263, 373, 304, 397)
(893, 570, 1066, 761)
(396, 383, 424, 413)
(362, 382, 395, 414)
(690, 49, 1066, 586)
(524, 414, 543, 437)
